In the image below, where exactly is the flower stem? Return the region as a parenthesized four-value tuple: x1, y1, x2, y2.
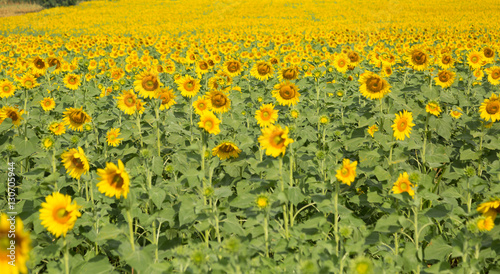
(155, 103, 161, 157)
(136, 113, 143, 147)
(264, 213, 269, 257)
(85, 179, 89, 202)
(63, 237, 70, 274)
(334, 177, 340, 257)
(126, 209, 135, 251)
(289, 144, 294, 227)
(422, 113, 430, 167)
(279, 156, 289, 239)
(52, 146, 58, 190)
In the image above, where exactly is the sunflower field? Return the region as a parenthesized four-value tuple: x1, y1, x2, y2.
(1, 0, 500, 273)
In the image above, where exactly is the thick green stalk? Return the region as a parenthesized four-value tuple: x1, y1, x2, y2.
(63, 237, 70, 274)
(126, 209, 136, 251)
(264, 213, 269, 257)
(279, 156, 289, 238)
(334, 178, 340, 257)
(155, 104, 161, 157)
(136, 113, 143, 147)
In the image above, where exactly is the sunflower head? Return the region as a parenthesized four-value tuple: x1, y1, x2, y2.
(272, 82, 300, 106)
(391, 172, 415, 198)
(39, 192, 82, 238)
(134, 70, 161, 99)
(367, 125, 378, 137)
(1, 213, 31, 273)
(207, 90, 231, 114)
(40, 97, 56, 111)
(63, 107, 91, 131)
(255, 103, 278, 127)
(256, 194, 270, 210)
(212, 141, 241, 160)
(479, 93, 500, 122)
(335, 158, 357, 186)
(97, 160, 130, 199)
(434, 70, 455, 88)
(0, 106, 24, 127)
(0, 80, 16, 98)
(61, 147, 89, 180)
(197, 111, 221, 135)
(425, 101, 442, 117)
(157, 88, 177, 110)
(258, 125, 294, 157)
(106, 128, 124, 147)
(391, 110, 415, 141)
(358, 71, 391, 100)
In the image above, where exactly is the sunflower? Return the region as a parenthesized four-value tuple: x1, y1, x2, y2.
(333, 54, 349, 73)
(482, 47, 495, 63)
(449, 107, 463, 119)
(290, 109, 299, 119)
(30, 56, 47, 75)
(63, 73, 81, 90)
(0, 213, 31, 274)
(206, 89, 231, 113)
(49, 121, 66, 135)
(39, 192, 81, 238)
(467, 51, 485, 69)
(198, 111, 221, 135)
(391, 110, 415, 141)
(255, 194, 270, 210)
(156, 88, 177, 110)
(63, 107, 91, 131)
(258, 125, 294, 157)
(0, 106, 24, 127)
(406, 48, 429, 71)
(485, 66, 500, 85)
(41, 136, 54, 150)
(117, 90, 138, 115)
(250, 61, 274, 81)
(477, 197, 500, 220)
(380, 65, 393, 77)
(434, 70, 455, 88)
(196, 60, 210, 77)
(335, 159, 357, 186)
(367, 125, 378, 137)
(0, 79, 16, 98)
(19, 73, 39, 89)
(96, 160, 130, 199)
(193, 96, 211, 115)
(272, 82, 300, 106)
(40, 97, 56, 111)
(278, 66, 299, 81)
(106, 128, 123, 147)
(438, 54, 454, 69)
(391, 172, 415, 198)
(61, 147, 89, 180)
(47, 57, 62, 74)
(212, 141, 242, 160)
(347, 51, 362, 67)
(134, 70, 161, 99)
(223, 60, 243, 77)
(477, 216, 495, 232)
(136, 99, 146, 114)
(175, 74, 201, 98)
(479, 93, 500, 122)
(426, 101, 442, 117)
(255, 103, 278, 127)
(358, 71, 391, 100)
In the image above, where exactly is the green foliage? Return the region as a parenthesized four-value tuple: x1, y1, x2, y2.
(36, 0, 78, 8)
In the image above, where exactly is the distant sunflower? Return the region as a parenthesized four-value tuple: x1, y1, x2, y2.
(367, 125, 378, 137)
(258, 125, 294, 157)
(157, 88, 177, 110)
(251, 61, 274, 81)
(198, 111, 221, 135)
(47, 57, 62, 73)
(19, 73, 39, 89)
(49, 121, 66, 135)
(407, 48, 429, 71)
(438, 54, 454, 69)
(195, 60, 210, 77)
(134, 70, 161, 99)
(347, 51, 362, 67)
(479, 93, 500, 122)
(106, 128, 123, 147)
(39, 192, 81, 238)
(426, 101, 442, 117)
(212, 141, 241, 160)
(434, 70, 455, 88)
(224, 60, 243, 77)
(41, 136, 54, 150)
(97, 160, 130, 199)
(0, 79, 16, 98)
(63, 73, 81, 90)
(255, 103, 278, 127)
(335, 159, 357, 186)
(333, 54, 349, 73)
(0, 213, 31, 273)
(0, 106, 24, 127)
(193, 96, 211, 115)
(482, 47, 495, 63)
(206, 90, 231, 113)
(61, 147, 89, 180)
(477, 198, 500, 219)
(278, 66, 299, 81)
(467, 51, 484, 69)
(63, 107, 91, 131)
(40, 97, 56, 111)
(392, 172, 415, 198)
(485, 66, 500, 85)
(272, 82, 300, 106)
(477, 216, 495, 232)
(117, 90, 138, 115)
(30, 56, 47, 75)
(391, 110, 415, 141)
(175, 74, 201, 98)
(358, 71, 391, 100)
(449, 107, 463, 119)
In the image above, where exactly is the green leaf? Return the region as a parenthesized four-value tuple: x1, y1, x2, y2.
(287, 187, 306, 205)
(13, 137, 37, 157)
(373, 166, 391, 182)
(425, 144, 450, 168)
(178, 195, 197, 227)
(374, 215, 400, 233)
(152, 156, 164, 176)
(214, 186, 233, 199)
(149, 188, 166, 209)
(425, 236, 452, 261)
(424, 204, 449, 218)
(460, 149, 480, 160)
(72, 255, 114, 274)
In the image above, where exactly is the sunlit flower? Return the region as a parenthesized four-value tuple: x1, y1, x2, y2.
(212, 141, 241, 160)
(391, 110, 415, 141)
(255, 103, 278, 127)
(0, 79, 16, 98)
(425, 101, 442, 117)
(392, 172, 415, 198)
(479, 93, 500, 122)
(106, 128, 123, 147)
(358, 71, 391, 100)
(61, 147, 89, 180)
(272, 82, 300, 106)
(63, 107, 91, 131)
(198, 111, 221, 135)
(40, 97, 56, 111)
(335, 158, 357, 186)
(367, 125, 378, 137)
(258, 125, 294, 157)
(96, 160, 130, 199)
(0, 106, 24, 127)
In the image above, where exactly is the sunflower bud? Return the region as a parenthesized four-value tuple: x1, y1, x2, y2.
(316, 151, 326, 160)
(409, 172, 421, 184)
(340, 225, 352, 238)
(203, 187, 214, 197)
(350, 256, 374, 274)
(247, 102, 253, 108)
(140, 148, 151, 158)
(464, 166, 476, 177)
(224, 237, 241, 253)
(300, 260, 318, 274)
(70, 135, 80, 145)
(190, 250, 206, 266)
(256, 194, 270, 210)
(164, 164, 174, 174)
(6, 144, 15, 151)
